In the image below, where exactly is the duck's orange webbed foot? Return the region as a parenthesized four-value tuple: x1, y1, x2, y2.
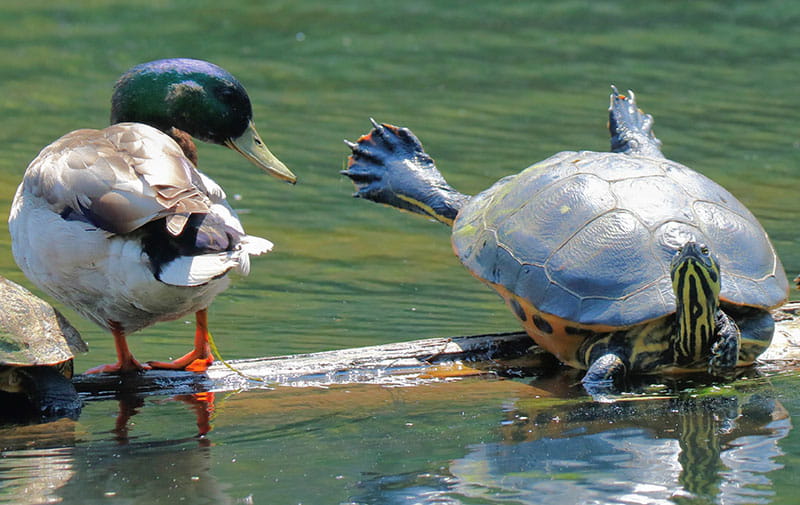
(148, 350, 213, 372)
(85, 323, 151, 374)
(147, 309, 214, 372)
(84, 358, 151, 374)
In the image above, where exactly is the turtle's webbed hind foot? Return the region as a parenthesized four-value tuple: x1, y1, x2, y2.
(361, 118, 430, 159)
(342, 119, 434, 198)
(341, 119, 467, 224)
(608, 85, 664, 159)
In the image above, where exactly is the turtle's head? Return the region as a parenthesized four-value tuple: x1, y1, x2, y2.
(670, 241, 721, 357)
(111, 58, 295, 183)
(341, 119, 469, 226)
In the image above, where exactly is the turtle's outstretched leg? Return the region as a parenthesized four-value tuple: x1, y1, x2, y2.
(582, 352, 628, 401)
(341, 119, 469, 226)
(708, 311, 741, 376)
(608, 86, 665, 159)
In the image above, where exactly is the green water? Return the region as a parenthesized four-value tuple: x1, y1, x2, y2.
(1, 0, 799, 503)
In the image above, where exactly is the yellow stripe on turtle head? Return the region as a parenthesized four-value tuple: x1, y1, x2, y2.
(671, 242, 721, 361)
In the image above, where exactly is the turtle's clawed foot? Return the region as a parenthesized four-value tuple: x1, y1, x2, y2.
(608, 85, 663, 158)
(708, 312, 741, 376)
(341, 119, 433, 197)
(582, 353, 627, 402)
(341, 118, 442, 202)
(708, 338, 738, 376)
(344, 119, 427, 160)
(341, 119, 465, 224)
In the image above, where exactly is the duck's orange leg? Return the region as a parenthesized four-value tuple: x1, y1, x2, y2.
(148, 309, 214, 372)
(84, 322, 150, 374)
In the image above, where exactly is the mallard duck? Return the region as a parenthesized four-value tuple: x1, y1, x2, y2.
(9, 58, 296, 374)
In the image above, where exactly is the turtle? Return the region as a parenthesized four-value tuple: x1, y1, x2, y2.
(0, 275, 88, 421)
(341, 87, 789, 396)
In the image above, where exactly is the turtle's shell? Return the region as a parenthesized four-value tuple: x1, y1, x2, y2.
(0, 276, 87, 367)
(452, 151, 788, 328)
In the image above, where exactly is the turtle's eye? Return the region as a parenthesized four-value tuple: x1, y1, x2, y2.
(700, 246, 709, 255)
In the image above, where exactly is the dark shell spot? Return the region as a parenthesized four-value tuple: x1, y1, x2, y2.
(509, 299, 527, 322)
(533, 315, 553, 334)
(565, 326, 595, 338)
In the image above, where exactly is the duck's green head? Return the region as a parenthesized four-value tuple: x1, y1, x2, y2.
(111, 58, 295, 183)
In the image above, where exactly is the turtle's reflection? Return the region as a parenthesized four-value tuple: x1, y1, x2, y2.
(452, 379, 789, 504)
(0, 419, 78, 505)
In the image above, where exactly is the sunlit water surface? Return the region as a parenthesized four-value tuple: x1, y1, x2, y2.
(0, 1, 799, 504)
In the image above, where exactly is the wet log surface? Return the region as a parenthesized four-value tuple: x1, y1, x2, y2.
(73, 301, 800, 400)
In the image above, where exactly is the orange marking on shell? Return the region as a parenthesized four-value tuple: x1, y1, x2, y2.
(485, 282, 622, 370)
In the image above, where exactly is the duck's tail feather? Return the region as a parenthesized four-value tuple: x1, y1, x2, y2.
(157, 235, 273, 287)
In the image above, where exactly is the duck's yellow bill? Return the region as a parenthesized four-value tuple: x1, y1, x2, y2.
(226, 121, 296, 184)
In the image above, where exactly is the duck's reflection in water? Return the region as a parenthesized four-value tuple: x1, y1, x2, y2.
(0, 391, 225, 505)
(110, 391, 216, 444)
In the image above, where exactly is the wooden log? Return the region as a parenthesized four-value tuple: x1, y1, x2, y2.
(73, 301, 800, 399)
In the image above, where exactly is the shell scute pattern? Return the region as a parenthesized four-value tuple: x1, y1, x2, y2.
(546, 211, 659, 299)
(609, 175, 695, 228)
(574, 151, 663, 180)
(0, 277, 86, 366)
(536, 278, 582, 320)
(512, 264, 552, 310)
(499, 172, 616, 266)
(693, 202, 779, 283)
(452, 151, 788, 330)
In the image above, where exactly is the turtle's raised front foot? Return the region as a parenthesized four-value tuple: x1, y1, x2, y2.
(708, 311, 741, 376)
(608, 85, 664, 159)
